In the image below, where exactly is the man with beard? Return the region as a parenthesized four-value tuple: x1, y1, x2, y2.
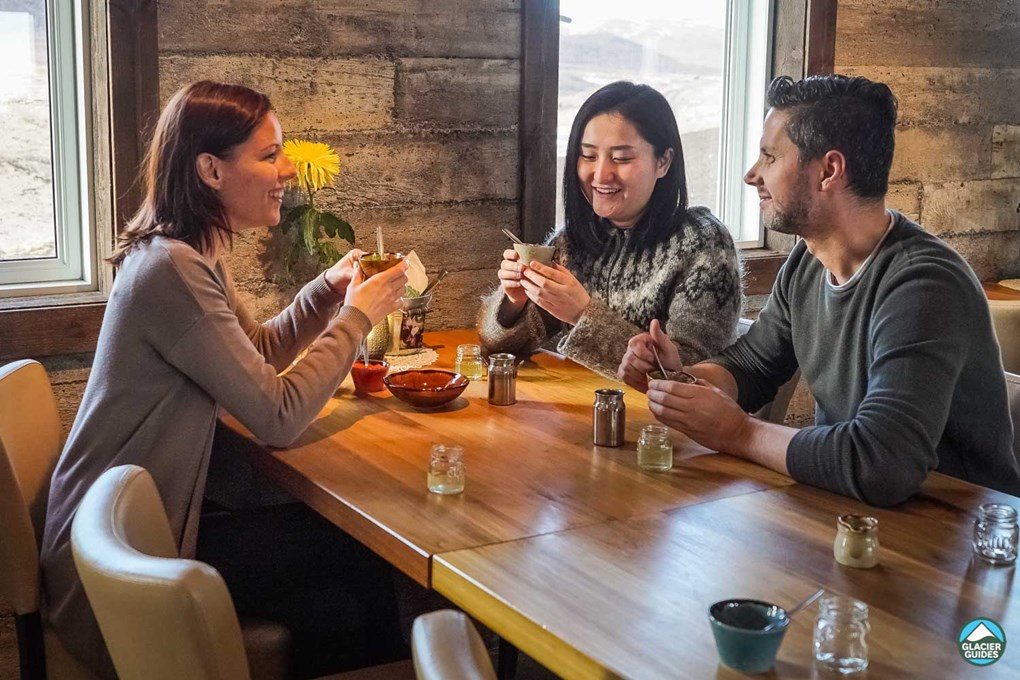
(618, 74, 1020, 505)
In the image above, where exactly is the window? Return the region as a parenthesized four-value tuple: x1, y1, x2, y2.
(555, 0, 772, 246)
(0, 0, 94, 296)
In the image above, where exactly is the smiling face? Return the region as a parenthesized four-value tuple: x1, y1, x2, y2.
(743, 108, 814, 237)
(576, 112, 673, 229)
(204, 112, 296, 232)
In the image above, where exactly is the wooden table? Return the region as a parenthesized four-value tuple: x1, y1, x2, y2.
(223, 329, 1020, 678)
(434, 478, 1020, 679)
(221, 330, 793, 587)
(983, 281, 1020, 301)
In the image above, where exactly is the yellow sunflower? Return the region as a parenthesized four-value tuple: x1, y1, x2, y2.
(283, 140, 340, 194)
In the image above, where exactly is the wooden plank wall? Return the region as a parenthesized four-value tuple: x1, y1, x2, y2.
(836, 0, 1020, 281)
(158, 0, 523, 330)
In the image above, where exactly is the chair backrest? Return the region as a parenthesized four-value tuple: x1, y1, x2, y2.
(411, 610, 496, 680)
(71, 465, 251, 680)
(0, 359, 62, 615)
(1004, 372, 1020, 463)
(988, 301, 1020, 374)
(735, 319, 800, 425)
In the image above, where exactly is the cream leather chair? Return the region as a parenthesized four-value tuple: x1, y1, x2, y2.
(411, 610, 496, 680)
(0, 359, 97, 680)
(736, 319, 801, 425)
(70, 465, 415, 680)
(988, 300, 1020, 374)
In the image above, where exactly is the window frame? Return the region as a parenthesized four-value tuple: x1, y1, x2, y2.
(519, 0, 837, 294)
(0, 0, 159, 361)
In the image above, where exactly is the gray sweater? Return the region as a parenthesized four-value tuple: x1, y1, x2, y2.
(40, 236, 371, 676)
(714, 212, 1020, 505)
(478, 206, 742, 378)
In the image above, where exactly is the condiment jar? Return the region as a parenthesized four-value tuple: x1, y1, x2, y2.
(593, 389, 625, 447)
(487, 353, 517, 405)
(973, 503, 1019, 565)
(833, 515, 880, 568)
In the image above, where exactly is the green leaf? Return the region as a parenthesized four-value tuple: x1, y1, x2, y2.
(319, 212, 354, 244)
(302, 208, 318, 255)
(280, 204, 312, 234)
(405, 285, 421, 298)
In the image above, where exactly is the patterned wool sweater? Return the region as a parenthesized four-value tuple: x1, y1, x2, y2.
(477, 206, 742, 379)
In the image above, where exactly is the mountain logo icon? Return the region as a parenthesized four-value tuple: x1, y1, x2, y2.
(959, 618, 1006, 666)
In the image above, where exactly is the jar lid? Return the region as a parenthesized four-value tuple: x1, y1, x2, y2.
(837, 514, 878, 533)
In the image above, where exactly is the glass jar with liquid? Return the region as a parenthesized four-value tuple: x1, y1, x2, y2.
(427, 444, 465, 495)
(814, 596, 870, 674)
(455, 344, 485, 381)
(637, 425, 673, 471)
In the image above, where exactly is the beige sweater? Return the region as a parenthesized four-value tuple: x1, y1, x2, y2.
(40, 236, 370, 677)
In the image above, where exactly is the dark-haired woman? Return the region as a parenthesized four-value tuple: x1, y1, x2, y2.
(478, 81, 741, 378)
(41, 81, 408, 678)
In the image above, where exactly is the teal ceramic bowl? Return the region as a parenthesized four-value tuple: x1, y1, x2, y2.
(708, 599, 790, 674)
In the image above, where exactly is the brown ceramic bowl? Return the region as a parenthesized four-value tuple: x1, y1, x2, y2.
(384, 369, 469, 408)
(358, 252, 405, 278)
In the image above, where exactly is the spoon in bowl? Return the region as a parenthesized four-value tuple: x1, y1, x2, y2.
(763, 588, 825, 632)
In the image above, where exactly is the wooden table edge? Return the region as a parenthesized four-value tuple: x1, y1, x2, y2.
(432, 554, 625, 680)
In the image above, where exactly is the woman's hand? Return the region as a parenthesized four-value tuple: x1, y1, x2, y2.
(519, 261, 591, 325)
(496, 248, 529, 312)
(324, 248, 366, 296)
(618, 319, 681, 393)
(344, 261, 408, 326)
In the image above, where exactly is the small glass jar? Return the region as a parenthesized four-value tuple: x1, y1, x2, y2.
(455, 344, 485, 381)
(973, 503, 1019, 565)
(427, 444, 465, 495)
(814, 595, 869, 674)
(637, 425, 673, 471)
(833, 515, 880, 568)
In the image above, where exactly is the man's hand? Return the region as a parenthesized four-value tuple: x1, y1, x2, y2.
(519, 261, 591, 325)
(618, 319, 681, 393)
(646, 377, 752, 454)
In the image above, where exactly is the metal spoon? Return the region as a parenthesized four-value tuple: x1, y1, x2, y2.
(501, 228, 525, 245)
(421, 270, 448, 296)
(763, 588, 825, 632)
(650, 343, 668, 377)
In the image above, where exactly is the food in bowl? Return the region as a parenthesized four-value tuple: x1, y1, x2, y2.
(647, 368, 697, 384)
(384, 370, 469, 408)
(358, 252, 405, 278)
(512, 243, 556, 267)
(351, 360, 389, 392)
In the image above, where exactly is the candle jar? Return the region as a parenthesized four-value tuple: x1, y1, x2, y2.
(973, 503, 1019, 565)
(427, 444, 464, 495)
(833, 515, 880, 569)
(456, 344, 485, 381)
(814, 595, 870, 674)
(637, 424, 672, 471)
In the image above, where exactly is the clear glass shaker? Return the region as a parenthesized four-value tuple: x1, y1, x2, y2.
(973, 503, 1019, 565)
(814, 595, 869, 674)
(637, 424, 672, 471)
(427, 444, 465, 495)
(455, 344, 485, 381)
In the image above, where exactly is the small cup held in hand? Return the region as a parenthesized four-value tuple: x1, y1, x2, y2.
(512, 243, 555, 267)
(647, 368, 697, 384)
(358, 252, 405, 278)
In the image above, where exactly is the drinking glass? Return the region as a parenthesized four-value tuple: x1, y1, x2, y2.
(973, 503, 1019, 565)
(814, 595, 869, 674)
(637, 425, 672, 471)
(428, 444, 464, 495)
(456, 344, 485, 380)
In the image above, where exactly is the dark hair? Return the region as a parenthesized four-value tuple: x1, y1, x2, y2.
(109, 81, 273, 264)
(766, 74, 897, 200)
(563, 81, 688, 257)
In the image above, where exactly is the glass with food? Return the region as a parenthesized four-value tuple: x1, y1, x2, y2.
(357, 252, 405, 278)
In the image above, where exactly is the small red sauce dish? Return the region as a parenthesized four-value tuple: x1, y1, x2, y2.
(351, 360, 390, 392)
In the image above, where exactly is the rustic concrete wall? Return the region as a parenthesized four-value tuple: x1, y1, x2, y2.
(837, 0, 1020, 281)
(158, 0, 521, 330)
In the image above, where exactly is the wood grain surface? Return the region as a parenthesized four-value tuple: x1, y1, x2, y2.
(220, 330, 793, 585)
(434, 477, 1020, 679)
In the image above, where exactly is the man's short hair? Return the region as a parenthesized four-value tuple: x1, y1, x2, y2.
(767, 74, 898, 200)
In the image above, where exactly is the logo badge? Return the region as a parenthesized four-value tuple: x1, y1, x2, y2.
(959, 618, 1006, 666)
